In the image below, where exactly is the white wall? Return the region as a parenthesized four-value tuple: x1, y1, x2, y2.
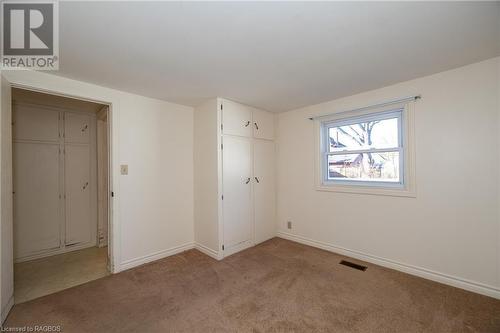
(0, 73, 14, 321)
(118, 93, 194, 268)
(193, 99, 221, 257)
(276, 57, 500, 298)
(1, 70, 194, 273)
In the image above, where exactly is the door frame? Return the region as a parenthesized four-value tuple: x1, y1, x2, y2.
(0, 74, 119, 275)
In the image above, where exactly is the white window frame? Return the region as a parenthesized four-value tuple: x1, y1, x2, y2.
(315, 101, 416, 197)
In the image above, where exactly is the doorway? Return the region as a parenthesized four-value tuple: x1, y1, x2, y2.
(11, 88, 111, 303)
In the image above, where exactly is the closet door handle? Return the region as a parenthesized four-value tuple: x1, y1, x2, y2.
(244, 121, 250, 127)
(245, 177, 251, 184)
(82, 182, 89, 190)
(254, 122, 259, 130)
(254, 177, 260, 183)
(81, 124, 88, 132)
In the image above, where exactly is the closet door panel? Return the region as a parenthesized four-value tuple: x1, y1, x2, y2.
(65, 113, 91, 144)
(222, 100, 252, 137)
(254, 140, 276, 244)
(13, 105, 59, 142)
(13, 142, 60, 258)
(65, 144, 92, 246)
(222, 136, 253, 252)
(253, 109, 274, 140)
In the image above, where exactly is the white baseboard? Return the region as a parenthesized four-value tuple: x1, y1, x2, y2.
(277, 231, 500, 300)
(195, 243, 221, 260)
(1, 294, 14, 324)
(120, 242, 194, 271)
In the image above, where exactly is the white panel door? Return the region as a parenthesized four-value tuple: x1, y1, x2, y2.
(252, 109, 274, 140)
(13, 105, 59, 142)
(222, 100, 252, 137)
(222, 136, 253, 254)
(254, 140, 276, 244)
(65, 144, 92, 246)
(65, 113, 90, 144)
(13, 142, 60, 258)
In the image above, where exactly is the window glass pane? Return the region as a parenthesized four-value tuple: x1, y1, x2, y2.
(327, 152, 400, 182)
(328, 117, 399, 152)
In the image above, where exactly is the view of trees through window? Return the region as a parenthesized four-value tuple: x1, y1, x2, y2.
(326, 114, 401, 182)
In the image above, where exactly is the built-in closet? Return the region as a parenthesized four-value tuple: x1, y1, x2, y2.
(194, 98, 276, 258)
(13, 102, 97, 262)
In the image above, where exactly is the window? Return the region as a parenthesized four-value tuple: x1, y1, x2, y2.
(317, 103, 415, 196)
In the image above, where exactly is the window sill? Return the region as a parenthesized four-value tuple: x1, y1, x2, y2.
(316, 183, 416, 198)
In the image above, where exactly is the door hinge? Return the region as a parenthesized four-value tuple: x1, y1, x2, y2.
(221, 195, 224, 200)
(220, 104, 223, 111)
(221, 143, 223, 150)
(222, 245, 224, 250)
(221, 123, 223, 131)
(111, 191, 114, 197)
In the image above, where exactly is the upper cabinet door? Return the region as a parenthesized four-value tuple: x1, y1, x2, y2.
(65, 113, 91, 144)
(222, 99, 252, 137)
(13, 105, 60, 142)
(252, 109, 274, 140)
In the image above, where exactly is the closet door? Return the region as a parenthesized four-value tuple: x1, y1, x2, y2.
(13, 143, 60, 258)
(222, 136, 253, 255)
(252, 109, 274, 140)
(65, 144, 92, 246)
(222, 100, 252, 137)
(253, 140, 276, 244)
(13, 105, 61, 259)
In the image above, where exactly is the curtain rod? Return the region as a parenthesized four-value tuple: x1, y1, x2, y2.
(308, 95, 421, 120)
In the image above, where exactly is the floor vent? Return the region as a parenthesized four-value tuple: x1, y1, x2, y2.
(339, 260, 367, 271)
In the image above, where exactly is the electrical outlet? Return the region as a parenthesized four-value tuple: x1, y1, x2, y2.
(287, 221, 292, 229)
(120, 164, 128, 175)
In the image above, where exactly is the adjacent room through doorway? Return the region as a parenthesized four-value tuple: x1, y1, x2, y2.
(11, 88, 111, 303)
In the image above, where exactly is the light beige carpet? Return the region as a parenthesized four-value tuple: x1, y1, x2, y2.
(14, 246, 109, 304)
(5, 239, 500, 332)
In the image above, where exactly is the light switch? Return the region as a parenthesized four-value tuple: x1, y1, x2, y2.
(120, 165, 128, 175)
